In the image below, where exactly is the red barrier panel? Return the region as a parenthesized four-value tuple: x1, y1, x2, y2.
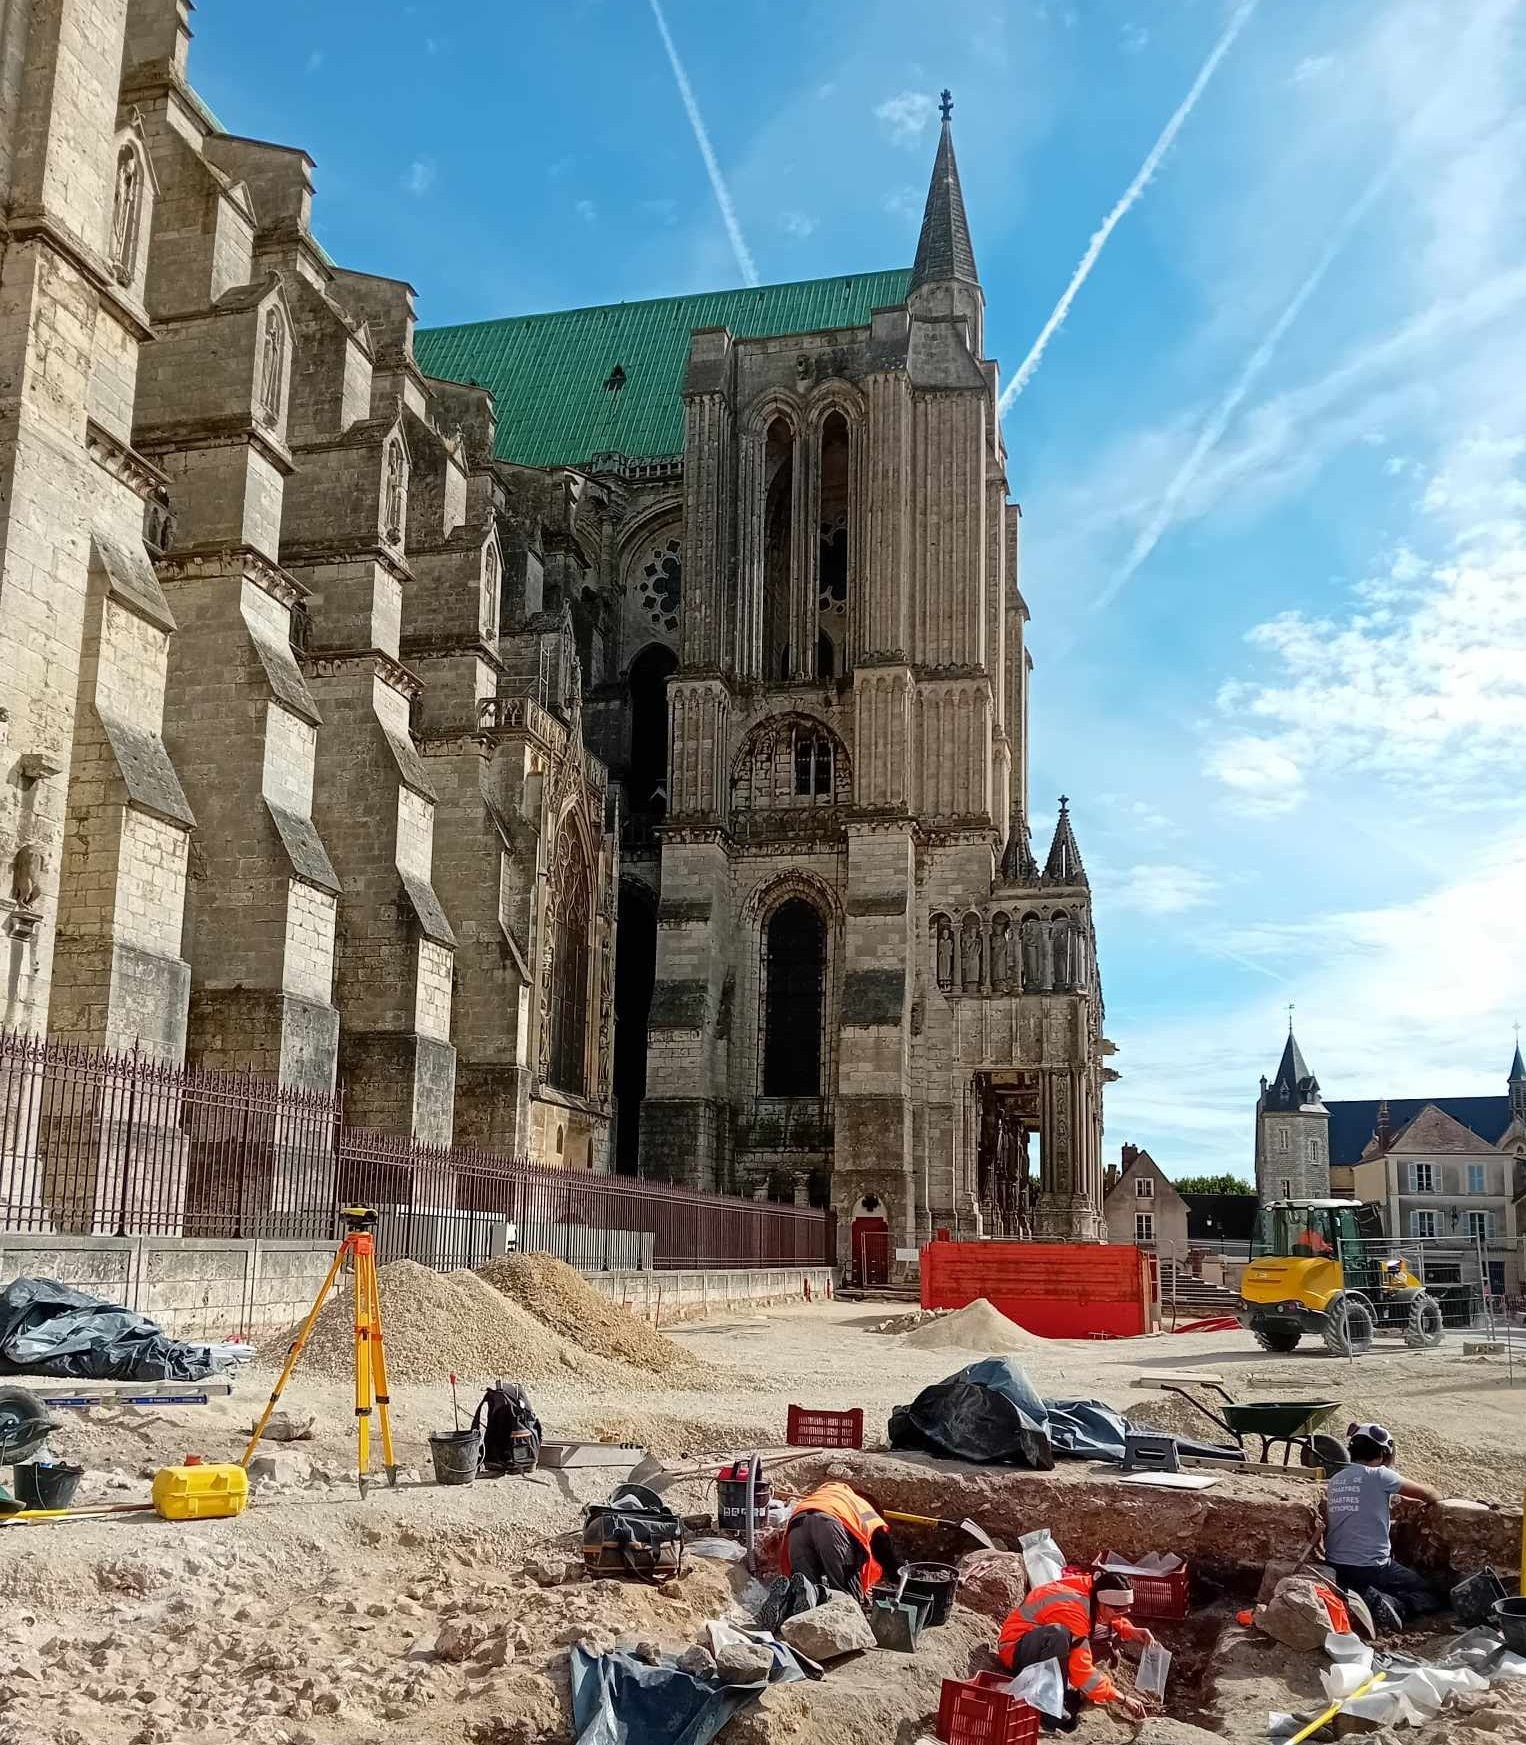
(919, 1241, 1151, 1339)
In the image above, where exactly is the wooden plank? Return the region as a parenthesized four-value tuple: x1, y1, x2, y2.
(1133, 1372, 1225, 1389)
(1117, 1471, 1219, 1491)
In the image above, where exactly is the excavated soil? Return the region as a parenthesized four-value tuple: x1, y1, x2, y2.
(900, 1297, 1050, 1353)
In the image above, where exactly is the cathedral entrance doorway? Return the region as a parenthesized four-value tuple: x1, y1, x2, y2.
(975, 1070, 1042, 1237)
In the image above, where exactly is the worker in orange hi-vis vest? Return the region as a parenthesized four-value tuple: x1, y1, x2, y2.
(997, 1571, 1153, 1729)
(778, 1481, 903, 1598)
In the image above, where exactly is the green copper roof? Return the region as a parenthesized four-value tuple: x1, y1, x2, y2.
(414, 269, 912, 470)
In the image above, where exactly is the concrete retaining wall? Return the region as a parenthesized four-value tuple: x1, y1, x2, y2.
(0, 1233, 335, 1339)
(581, 1266, 833, 1323)
(0, 1234, 834, 1338)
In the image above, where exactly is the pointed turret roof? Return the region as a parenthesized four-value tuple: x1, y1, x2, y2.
(1509, 1038, 1525, 1084)
(1042, 796, 1087, 885)
(1271, 1027, 1316, 1098)
(909, 91, 979, 292)
(999, 805, 1039, 883)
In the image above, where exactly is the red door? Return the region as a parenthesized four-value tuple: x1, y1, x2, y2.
(852, 1219, 891, 1287)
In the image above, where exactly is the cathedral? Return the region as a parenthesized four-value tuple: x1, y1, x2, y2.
(0, 2, 1112, 1257)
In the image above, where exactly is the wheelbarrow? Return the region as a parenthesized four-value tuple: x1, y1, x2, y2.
(1151, 1382, 1345, 1468)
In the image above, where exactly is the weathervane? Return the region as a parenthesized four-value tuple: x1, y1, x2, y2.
(1288, 1002, 1296, 1035)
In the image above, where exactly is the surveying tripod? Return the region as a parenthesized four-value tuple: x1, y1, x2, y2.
(241, 1206, 398, 1496)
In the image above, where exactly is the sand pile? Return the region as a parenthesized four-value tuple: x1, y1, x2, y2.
(260, 1259, 628, 1385)
(479, 1251, 715, 1381)
(901, 1298, 1047, 1353)
(870, 1308, 944, 1334)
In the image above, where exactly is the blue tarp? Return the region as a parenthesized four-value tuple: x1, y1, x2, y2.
(569, 1640, 806, 1745)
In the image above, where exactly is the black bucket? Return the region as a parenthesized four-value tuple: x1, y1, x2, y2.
(14, 1461, 83, 1510)
(428, 1429, 481, 1487)
(902, 1560, 959, 1626)
(1452, 1568, 1508, 1628)
(1493, 1597, 1526, 1656)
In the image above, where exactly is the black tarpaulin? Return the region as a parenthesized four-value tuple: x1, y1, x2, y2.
(0, 1277, 223, 1382)
(569, 1641, 805, 1745)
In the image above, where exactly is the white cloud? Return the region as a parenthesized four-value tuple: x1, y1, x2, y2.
(1205, 436, 1526, 813)
(1291, 53, 1336, 84)
(575, 198, 598, 224)
(1120, 23, 1150, 54)
(402, 159, 435, 197)
(1108, 864, 1219, 916)
(778, 210, 817, 240)
(883, 186, 922, 225)
(874, 90, 936, 144)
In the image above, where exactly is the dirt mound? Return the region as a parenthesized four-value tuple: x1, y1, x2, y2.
(901, 1298, 1047, 1353)
(869, 1308, 944, 1334)
(479, 1251, 710, 1380)
(259, 1258, 629, 1385)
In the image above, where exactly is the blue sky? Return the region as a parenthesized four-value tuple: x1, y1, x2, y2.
(190, 0, 1526, 1178)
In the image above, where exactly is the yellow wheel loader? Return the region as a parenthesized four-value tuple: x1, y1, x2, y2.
(1238, 1200, 1446, 1357)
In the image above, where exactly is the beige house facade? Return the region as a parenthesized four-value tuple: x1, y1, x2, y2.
(1102, 1143, 1189, 1255)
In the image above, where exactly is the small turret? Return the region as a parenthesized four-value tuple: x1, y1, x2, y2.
(1510, 1032, 1525, 1124)
(1042, 796, 1087, 886)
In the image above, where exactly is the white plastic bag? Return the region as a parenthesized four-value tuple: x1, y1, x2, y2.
(1005, 1657, 1064, 1719)
(1320, 1661, 1372, 1701)
(1019, 1528, 1064, 1590)
(1136, 1642, 1172, 1700)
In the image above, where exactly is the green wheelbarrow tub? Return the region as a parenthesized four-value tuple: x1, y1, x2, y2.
(1219, 1401, 1341, 1439)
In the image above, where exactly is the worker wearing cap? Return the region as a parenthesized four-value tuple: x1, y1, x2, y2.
(997, 1571, 1152, 1728)
(1322, 1422, 1440, 1633)
(777, 1481, 903, 1600)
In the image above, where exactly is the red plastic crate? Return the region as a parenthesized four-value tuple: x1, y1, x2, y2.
(1094, 1558, 1191, 1622)
(785, 1404, 864, 1448)
(936, 1673, 1041, 1745)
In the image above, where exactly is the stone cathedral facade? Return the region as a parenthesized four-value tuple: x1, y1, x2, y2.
(1, 3, 1111, 1249)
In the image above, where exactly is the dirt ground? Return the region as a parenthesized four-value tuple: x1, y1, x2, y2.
(3, 1297, 1526, 1745)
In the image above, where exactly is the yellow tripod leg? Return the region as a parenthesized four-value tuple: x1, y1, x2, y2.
(354, 1247, 373, 1496)
(241, 1238, 349, 1468)
(364, 1250, 399, 1486)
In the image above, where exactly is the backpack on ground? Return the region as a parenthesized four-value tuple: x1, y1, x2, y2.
(472, 1381, 541, 1474)
(582, 1483, 685, 1584)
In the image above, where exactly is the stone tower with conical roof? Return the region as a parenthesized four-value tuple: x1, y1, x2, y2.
(1255, 1024, 1331, 1200)
(639, 96, 1112, 1256)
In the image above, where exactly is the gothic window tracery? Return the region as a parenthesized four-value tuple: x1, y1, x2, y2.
(733, 715, 848, 811)
(761, 898, 825, 1096)
(762, 417, 795, 680)
(110, 144, 143, 282)
(383, 439, 407, 546)
(636, 534, 682, 635)
(257, 307, 285, 427)
(792, 729, 832, 798)
(548, 824, 593, 1096)
(816, 411, 850, 679)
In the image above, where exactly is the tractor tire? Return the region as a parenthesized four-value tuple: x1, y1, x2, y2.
(1404, 1292, 1445, 1348)
(1251, 1321, 1303, 1354)
(1322, 1294, 1377, 1358)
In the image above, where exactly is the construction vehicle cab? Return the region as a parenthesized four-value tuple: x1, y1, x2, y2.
(1239, 1199, 1445, 1356)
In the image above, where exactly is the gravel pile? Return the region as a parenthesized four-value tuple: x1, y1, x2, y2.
(260, 1259, 629, 1385)
(901, 1298, 1049, 1352)
(479, 1252, 712, 1381)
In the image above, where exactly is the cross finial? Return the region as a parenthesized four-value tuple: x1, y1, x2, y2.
(1057, 793, 1069, 810)
(1288, 1001, 1296, 1035)
(939, 89, 954, 121)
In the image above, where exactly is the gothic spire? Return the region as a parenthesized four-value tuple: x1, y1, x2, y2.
(1510, 1033, 1525, 1085)
(1042, 795, 1087, 885)
(999, 804, 1039, 883)
(909, 90, 979, 293)
(1270, 1027, 1318, 1102)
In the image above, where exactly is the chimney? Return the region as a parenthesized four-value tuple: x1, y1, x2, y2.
(1104, 1163, 1120, 1196)
(1120, 1142, 1139, 1169)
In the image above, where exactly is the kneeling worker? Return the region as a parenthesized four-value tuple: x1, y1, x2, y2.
(779, 1480, 904, 1600)
(998, 1570, 1151, 1729)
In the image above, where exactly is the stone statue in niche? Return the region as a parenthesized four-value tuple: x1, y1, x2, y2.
(990, 915, 1011, 990)
(1051, 917, 1073, 988)
(960, 918, 982, 991)
(383, 440, 406, 544)
(935, 917, 954, 989)
(11, 841, 44, 908)
(257, 307, 284, 427)
(110, 145, 141, 280)
(1021, 916, 1044, 991)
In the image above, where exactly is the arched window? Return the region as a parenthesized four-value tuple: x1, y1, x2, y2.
(816, 411, 850, 678)
(110, 144, 143, 282)
(792, 728, 832, 798)
(548, 828, 592, 1095)
(383, 440, 407, 546)
(628, 644, 677, 814)
(257, 307, 285, 427)
(762, 898, 825, 1096)
(763, 417, 795, 681)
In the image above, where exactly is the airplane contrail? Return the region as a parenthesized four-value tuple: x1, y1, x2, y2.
(648, 0, 759, 287)
(999, 0, 1259, 412)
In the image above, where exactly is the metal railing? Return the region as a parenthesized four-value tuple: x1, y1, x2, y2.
(0, 1030, 833, 1270)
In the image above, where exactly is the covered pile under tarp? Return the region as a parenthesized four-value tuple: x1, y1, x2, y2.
(889, 1357, 1231, 1469)
(569, 1640, 805, 1745)
(0, 1277, 224, 1382)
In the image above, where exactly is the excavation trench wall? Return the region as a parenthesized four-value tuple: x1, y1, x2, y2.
(785, 1450, 1522, 1584)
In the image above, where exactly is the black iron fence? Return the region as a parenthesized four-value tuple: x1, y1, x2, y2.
(0, 1030, 834, 1271)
